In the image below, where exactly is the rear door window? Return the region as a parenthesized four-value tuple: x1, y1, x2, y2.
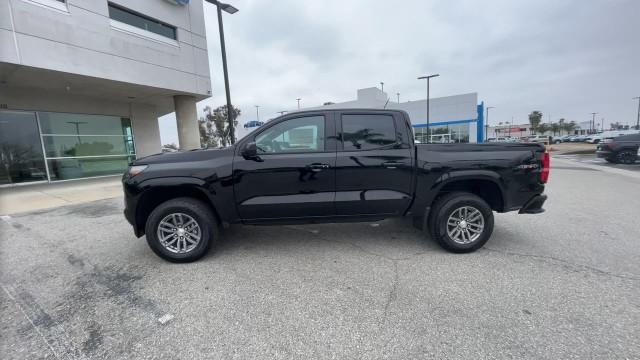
(340, 114, 397, 151)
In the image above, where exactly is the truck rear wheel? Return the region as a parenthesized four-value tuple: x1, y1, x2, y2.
(428, 192, 494, 253)
(145, 197, 218, 262)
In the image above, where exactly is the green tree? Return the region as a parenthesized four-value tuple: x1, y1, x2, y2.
(528, 111, 543, 134)
(564, 121, 577, 134)
(537, 123, 550, 135)
(550, 122, 560, 136)
(609, 122, 623, 130)
(201, 105, 241, 148)
(557, 118, 566, 135)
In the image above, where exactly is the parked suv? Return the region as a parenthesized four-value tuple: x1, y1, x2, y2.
(528, 135, 550, 144)
(596, 134, 640, 164)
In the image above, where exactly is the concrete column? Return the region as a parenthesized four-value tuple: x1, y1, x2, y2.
(130, 103, 161, 157)
(174, 95, 200, 150)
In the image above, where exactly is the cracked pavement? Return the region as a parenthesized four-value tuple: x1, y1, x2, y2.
(1, 160, 639, 359)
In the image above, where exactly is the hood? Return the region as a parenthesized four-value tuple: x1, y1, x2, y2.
(133, 146, 235, 165)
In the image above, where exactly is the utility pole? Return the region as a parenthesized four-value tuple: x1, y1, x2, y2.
(296, 98, 301, 110)
(634, 97, 640, 130)
(485, 106, 495, 141)
(417, 74, 440, 143)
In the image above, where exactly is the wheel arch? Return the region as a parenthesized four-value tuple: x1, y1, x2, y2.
(134, 178, 221, 237)
(415, 171, 506, 231)
(432, 173, 506, 212)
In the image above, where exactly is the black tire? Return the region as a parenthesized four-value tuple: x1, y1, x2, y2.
(604, 157, 617, 164)
(428, 192, 494, 253)
(145, 197, 219, 263)
(616, 150, 637, 164)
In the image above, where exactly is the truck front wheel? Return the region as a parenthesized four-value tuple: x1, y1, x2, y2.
(145, 197, 219, 262)
(428, 192, 494, 253)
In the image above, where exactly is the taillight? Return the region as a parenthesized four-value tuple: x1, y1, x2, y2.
(540, 152, 550, 183)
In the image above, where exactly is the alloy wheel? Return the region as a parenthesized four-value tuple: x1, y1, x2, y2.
(157, 213, 202, 254)
(446, 206, 485, 244)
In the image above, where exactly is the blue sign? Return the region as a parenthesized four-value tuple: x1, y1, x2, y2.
(165, 0, 190, 5)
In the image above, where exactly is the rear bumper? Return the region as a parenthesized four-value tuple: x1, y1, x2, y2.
(518, 194, 547, 214)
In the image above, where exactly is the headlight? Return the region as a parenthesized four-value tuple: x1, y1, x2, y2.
(128, 165, 148, 177)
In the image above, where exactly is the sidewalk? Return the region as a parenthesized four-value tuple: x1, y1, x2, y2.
(0, 176, 122, 215)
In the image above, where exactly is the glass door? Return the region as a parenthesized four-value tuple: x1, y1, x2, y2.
(0, 111, 48, 185)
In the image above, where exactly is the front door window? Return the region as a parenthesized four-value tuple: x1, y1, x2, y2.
(255, 116, 325, 154)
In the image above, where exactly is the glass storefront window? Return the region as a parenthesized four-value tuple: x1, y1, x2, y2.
(47, 156, 135, 181)
(0, 111, 48, 185)
(39, 112, 132, 136)
(43, 135, 135, 158)
(413, 122, 472, 144)
(1, 110, 137, 185)
(38, 111, 135, 181)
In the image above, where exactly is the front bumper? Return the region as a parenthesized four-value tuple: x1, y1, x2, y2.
(519, 194, 547, 214)
(595, 149, 613, 158)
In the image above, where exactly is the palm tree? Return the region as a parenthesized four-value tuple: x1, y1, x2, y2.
(558, 118, 566, 135)
(528, 111, 543, 134)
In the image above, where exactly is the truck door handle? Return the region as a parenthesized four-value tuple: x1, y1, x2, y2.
(382, 161, 404, 169)
(307, 163, 330, 172)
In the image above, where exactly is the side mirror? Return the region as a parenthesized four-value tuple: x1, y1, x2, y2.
(241, 141, 259, 160)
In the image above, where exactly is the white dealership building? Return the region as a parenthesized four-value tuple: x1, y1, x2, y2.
(0, 0, 211, 186)
(300, 87, 485, 144)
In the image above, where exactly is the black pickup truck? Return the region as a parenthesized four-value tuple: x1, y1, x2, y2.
(123, 109, 548, 262)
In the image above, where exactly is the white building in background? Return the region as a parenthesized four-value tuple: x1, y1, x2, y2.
(298, 87, 485, 144)
(0, 0, 211, 186)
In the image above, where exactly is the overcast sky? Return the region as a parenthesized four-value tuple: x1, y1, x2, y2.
(160, 0, 640, 145)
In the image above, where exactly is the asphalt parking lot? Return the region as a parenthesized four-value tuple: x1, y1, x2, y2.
(554, 153, 640, 172)
(1, 160, 639, 359)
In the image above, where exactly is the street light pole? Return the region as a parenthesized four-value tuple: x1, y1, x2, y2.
(205, 0, 239, 144)
(66, 121, 88, 144)
(255, 105, 260, 122)
(380, 82, 384, 93)
(296, 98, 301, 109)
(591, 112, 597, 134)
(485, 106, 495, 141)
(417, 74, 440, 143)
(397, 92, 400, 103)
(633, 97, 640, 130)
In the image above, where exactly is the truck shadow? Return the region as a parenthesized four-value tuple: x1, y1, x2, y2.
(205, 217, 443, 261)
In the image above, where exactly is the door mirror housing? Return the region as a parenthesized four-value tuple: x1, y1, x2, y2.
(242, 141, 259, 160)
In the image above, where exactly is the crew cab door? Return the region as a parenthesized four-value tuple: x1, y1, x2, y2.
(334, 111, 414, 216)
(233, 112, 337, 221)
